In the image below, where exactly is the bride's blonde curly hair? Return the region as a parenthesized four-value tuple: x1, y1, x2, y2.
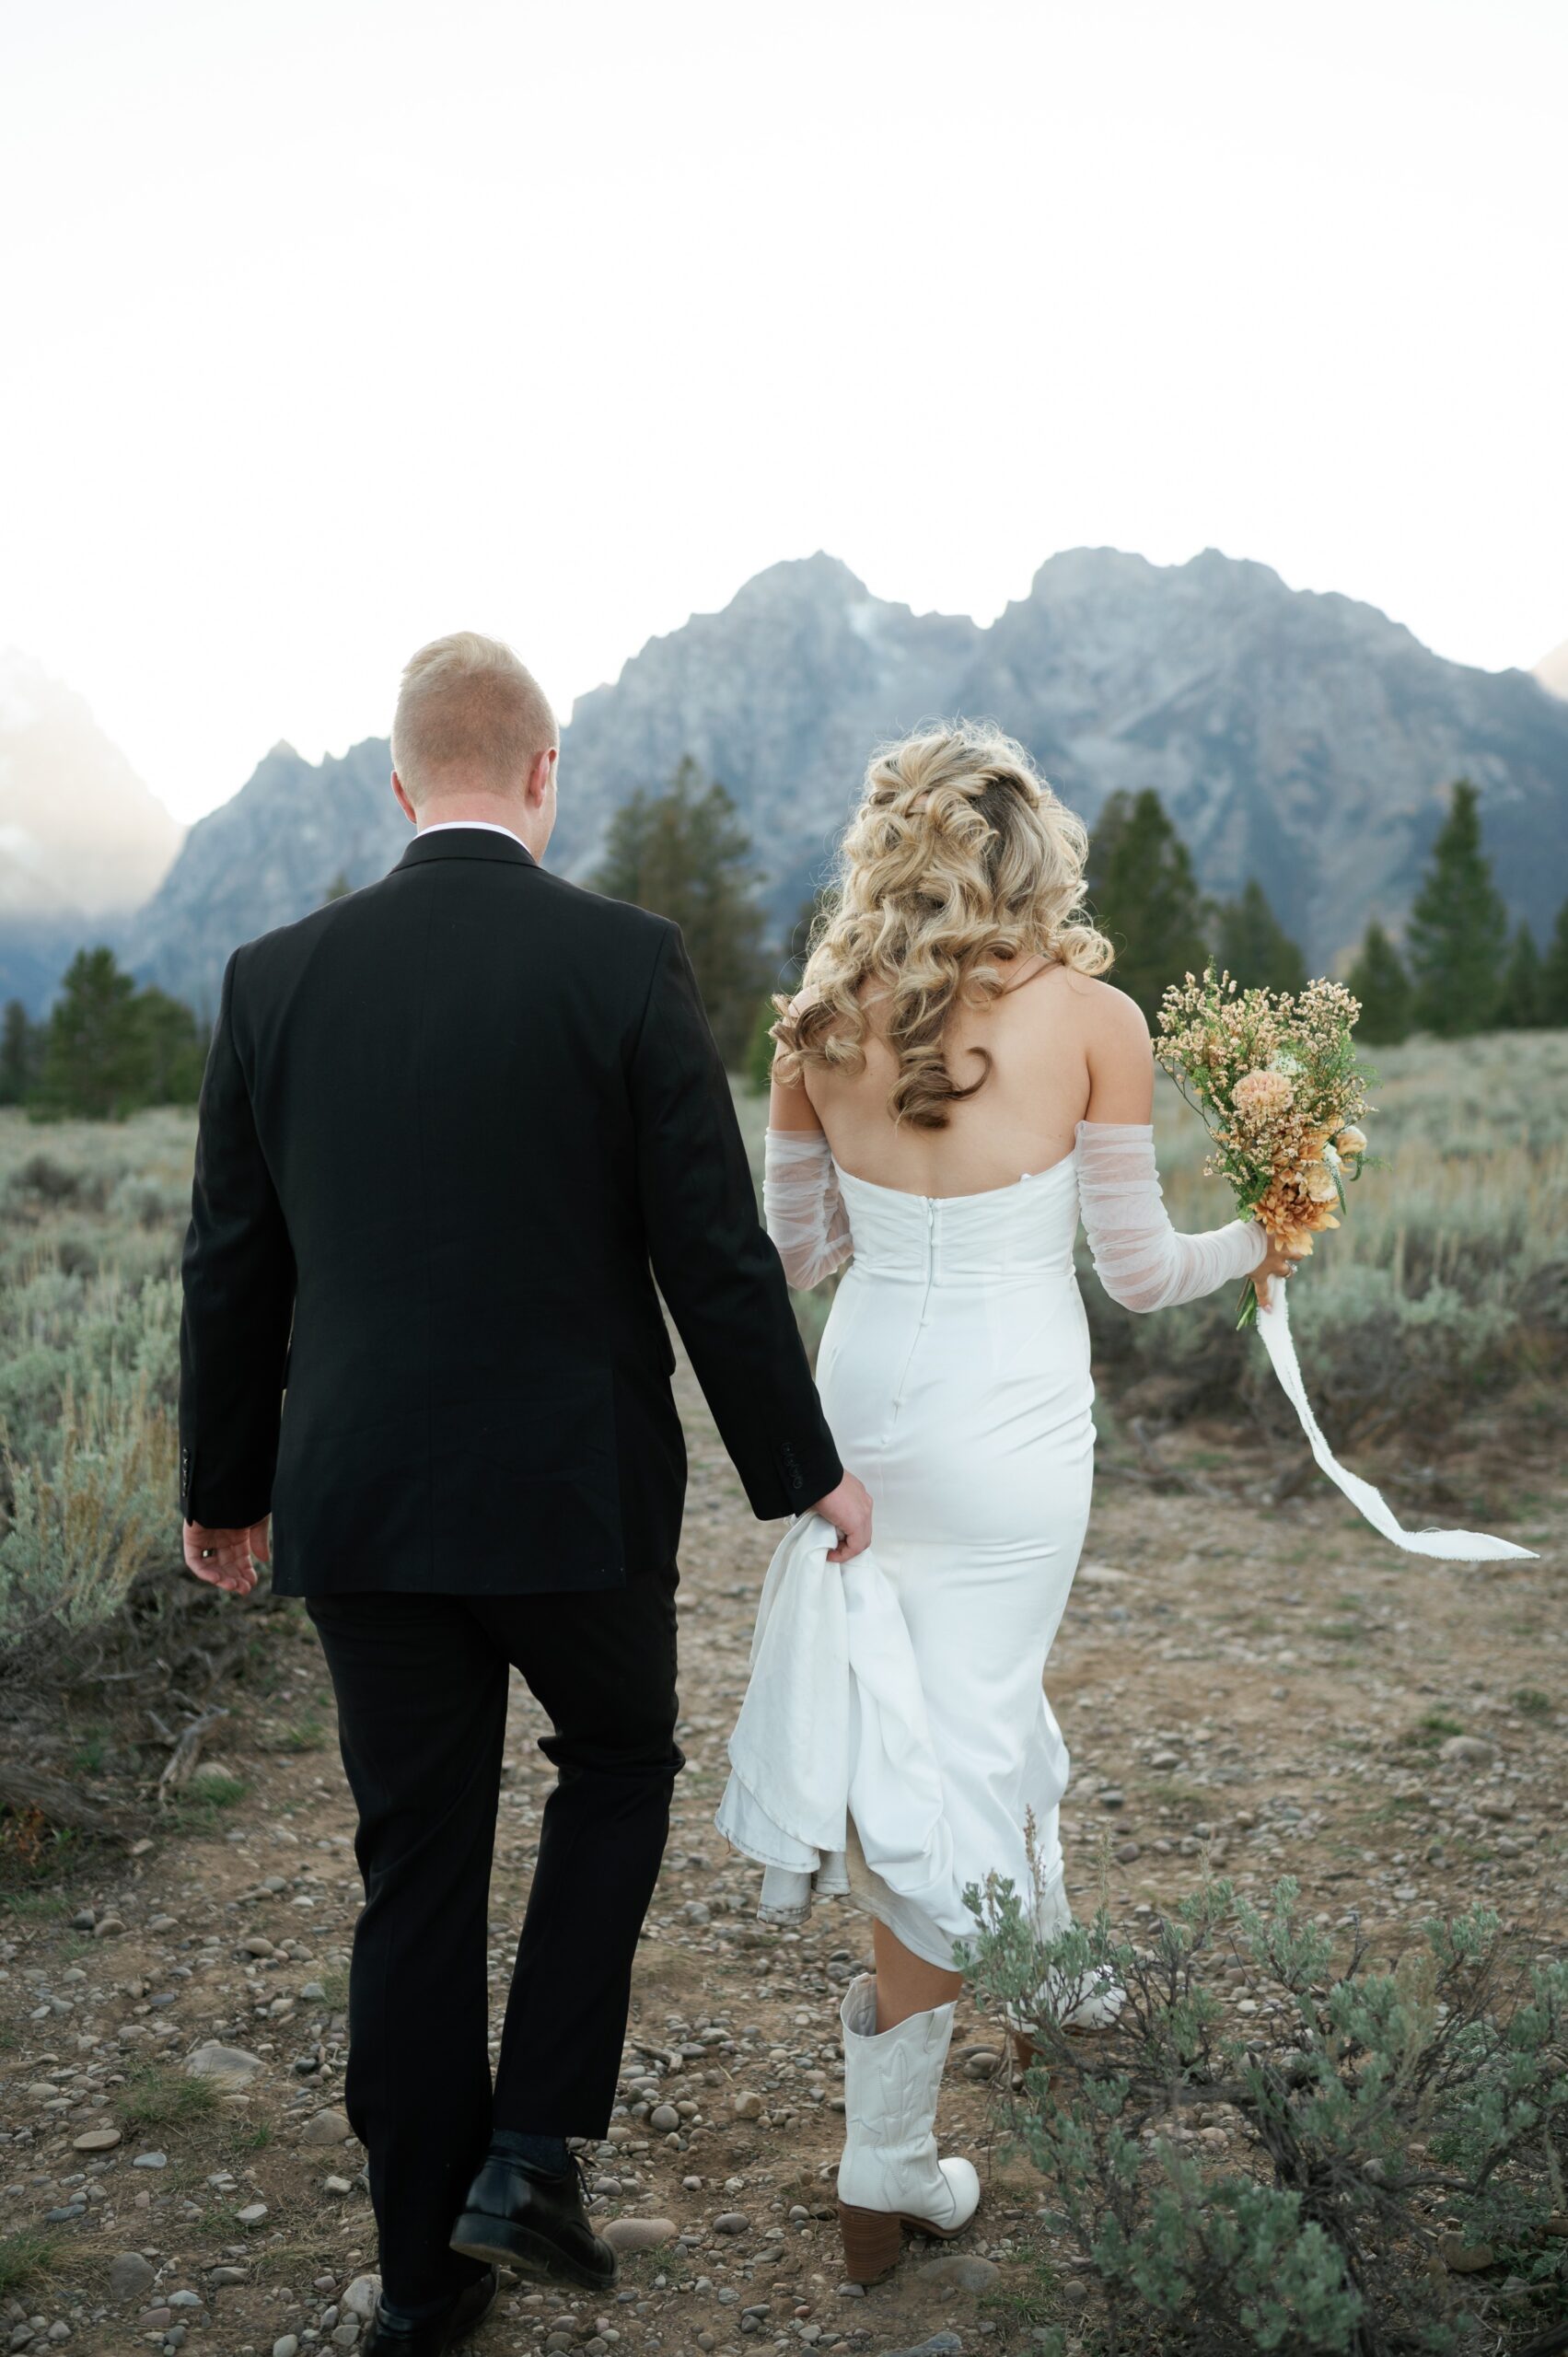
(772, 719, 1113, 1130)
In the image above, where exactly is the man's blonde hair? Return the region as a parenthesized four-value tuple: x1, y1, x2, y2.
(391, 632, 557, 804)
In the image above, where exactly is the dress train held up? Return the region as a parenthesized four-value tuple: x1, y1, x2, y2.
(721, 1125, 1263, 1966)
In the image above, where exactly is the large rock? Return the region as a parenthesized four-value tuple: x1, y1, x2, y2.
(184, 2040, 265, 2086)
(341, 2276, 381, 2323)
(300, 2107, 355, 2147)
(601, 2216, 675, 2254)
(918, 2255, 999, 2291)
(1439, 1736, 1496, 1766)
(109, 2252, 156, 2300)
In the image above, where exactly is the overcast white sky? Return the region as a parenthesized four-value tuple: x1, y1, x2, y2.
(3, 0, 1562, 823)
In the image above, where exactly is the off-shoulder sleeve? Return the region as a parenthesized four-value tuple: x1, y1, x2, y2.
(1075, 1119, 1266, 1312)
(763, 1129, 854, 1291)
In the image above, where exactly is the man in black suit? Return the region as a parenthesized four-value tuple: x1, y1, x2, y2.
(179, 633, 869, 2355)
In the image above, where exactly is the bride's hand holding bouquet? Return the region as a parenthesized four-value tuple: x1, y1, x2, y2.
(1151, 962, 1529, 1562)
(1153, 965, 1372, 1329)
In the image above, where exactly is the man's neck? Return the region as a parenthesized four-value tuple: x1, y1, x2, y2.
(414, 800, 544, 859)
(416, 797, 528, 835)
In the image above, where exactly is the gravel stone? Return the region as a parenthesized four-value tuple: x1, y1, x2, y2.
(108, 2253, 156, 2300)
(300, 2107, 354, 2147)
(918, 2255, 1000, 2290)
(185, 2040, 265, 2085)
(601, 2217, 676, 2253)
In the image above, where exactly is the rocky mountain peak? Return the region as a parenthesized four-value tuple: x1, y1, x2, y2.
(109, 548, 1568, 1015)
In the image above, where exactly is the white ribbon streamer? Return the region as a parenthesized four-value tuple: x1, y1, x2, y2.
(1255, 1284, 1536, 1562)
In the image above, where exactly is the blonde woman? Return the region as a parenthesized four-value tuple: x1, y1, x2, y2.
(758, 721, 1299, 2282)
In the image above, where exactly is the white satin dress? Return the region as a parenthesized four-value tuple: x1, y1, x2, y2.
(736, 1120, 1266, 1971)
(814, 1151, 1090, 1962)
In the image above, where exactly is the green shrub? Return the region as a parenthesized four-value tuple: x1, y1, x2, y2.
(0, 1375, 176, 1645)
(0, 1125, 187, 1669)
(963, 1872, 1568, 2355)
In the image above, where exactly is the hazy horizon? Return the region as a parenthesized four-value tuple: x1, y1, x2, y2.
(4, 0, 1563, 824)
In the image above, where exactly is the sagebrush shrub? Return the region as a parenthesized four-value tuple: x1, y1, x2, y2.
(0, 1376, 176, 1644)
(963, 1873, 1568, 2356)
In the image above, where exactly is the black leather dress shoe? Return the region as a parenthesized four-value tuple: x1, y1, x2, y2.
(363, 2264, 498, 2353)
(450, 2153, 616, 2291)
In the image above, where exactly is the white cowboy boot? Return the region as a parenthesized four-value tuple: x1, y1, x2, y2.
(835, 1973, 981, 2283)
(1006, 1962, 1125, 2069)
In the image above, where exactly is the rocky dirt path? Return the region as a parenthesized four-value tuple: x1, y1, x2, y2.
(0, 1362, 1561, 2357)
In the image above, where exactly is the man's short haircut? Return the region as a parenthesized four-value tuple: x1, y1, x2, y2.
(391, 633, 557, 803)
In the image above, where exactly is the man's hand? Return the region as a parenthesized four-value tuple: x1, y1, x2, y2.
(183, 1517, 270, 1597)
(809, 1472, 873, 1564)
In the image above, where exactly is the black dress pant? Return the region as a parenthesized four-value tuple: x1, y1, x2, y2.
(304, 1568, 683, 2305)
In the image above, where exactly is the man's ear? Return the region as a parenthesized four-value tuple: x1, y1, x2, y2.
(527, 746, 558, 809)
(392, 771, 418, 827)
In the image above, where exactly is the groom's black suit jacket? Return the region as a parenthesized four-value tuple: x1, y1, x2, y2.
(177, 826, 842, 1596)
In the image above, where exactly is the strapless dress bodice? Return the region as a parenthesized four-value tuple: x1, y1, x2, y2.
(832, 1148, 1080, 1283)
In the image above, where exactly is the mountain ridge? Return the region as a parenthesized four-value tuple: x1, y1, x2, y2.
(0, 648, 184, 936)
(99, 547, 1568, 1012)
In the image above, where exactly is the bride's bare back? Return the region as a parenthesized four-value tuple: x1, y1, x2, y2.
(772, 956, 1157, 1197)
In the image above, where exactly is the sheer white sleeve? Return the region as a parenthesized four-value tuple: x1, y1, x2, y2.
(763, 1129, 853, 1291)
(1075, 1120, 1266, 1313)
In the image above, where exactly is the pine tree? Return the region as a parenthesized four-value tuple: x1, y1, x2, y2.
(1540, 897, 1568, 1027)
(134, 986, 208, 1102)
(1344, 920, 1413, 1045)
(745, 994, 781, 1096)
(35, 948, 145, 1119)
(1494, 921, 1543, 1029)
(323, 871, 353, 902)
(1084, 788, 1209, 1021)
(1083, 789, 1133, 911)
(1404, 780, 1508, 1037)
(1215, 878, 1308, 994)
(594, 757, 769, 1065)
(783, 886, 835, 988)
(0, 1000, 39, 1107)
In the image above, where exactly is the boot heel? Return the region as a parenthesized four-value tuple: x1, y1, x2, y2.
(837, 2200, 902, 2284)
(1010, 2028, 1048, 2082)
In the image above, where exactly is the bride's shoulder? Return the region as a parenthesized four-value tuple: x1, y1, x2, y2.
(1040, 973, 1152, 1068)
(1077, 978, 1154, 1074)
(1030, 966, 1150, 1038)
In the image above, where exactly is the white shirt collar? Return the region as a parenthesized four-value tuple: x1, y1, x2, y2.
(415, 819, 530, 853)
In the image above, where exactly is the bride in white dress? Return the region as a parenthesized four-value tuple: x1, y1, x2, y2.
(749, 720, 1302, 2284)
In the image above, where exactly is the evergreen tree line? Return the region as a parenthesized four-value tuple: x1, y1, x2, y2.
(0, 949, 207, 1120)
(588, 762, 1567, 1072)
(2, 872, 364, 1120)
(1074, 775, 1568, 1044)
(5, 771, 1559, 1119)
